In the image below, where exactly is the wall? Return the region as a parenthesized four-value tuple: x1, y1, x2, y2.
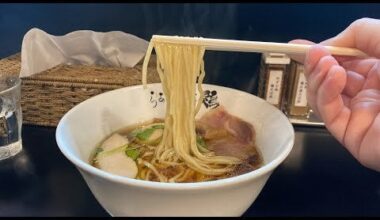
(0, 3, 379, 93)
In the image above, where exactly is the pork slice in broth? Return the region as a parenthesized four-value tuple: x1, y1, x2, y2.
(206, 137, 258, 160)
(224, 116, 255, 144)
(197, 106, 229, 129)
(197, 106, 258, 161)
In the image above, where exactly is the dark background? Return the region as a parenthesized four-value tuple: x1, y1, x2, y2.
(1, 3, 379, 94)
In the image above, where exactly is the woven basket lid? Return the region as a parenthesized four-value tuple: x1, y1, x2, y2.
(0, 53, 160, 86)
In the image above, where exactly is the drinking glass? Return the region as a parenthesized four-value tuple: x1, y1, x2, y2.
(0, 76, 22, 160)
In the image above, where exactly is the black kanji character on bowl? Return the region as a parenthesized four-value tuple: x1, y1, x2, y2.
(203, 90, 219, 109)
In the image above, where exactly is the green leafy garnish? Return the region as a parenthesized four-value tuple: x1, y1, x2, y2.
(131, 123, 164, 141)
(196, 135, 207, 149)
(131, 123, 164, 145)
(92, 147, 104, 164)
(97, 144, 128, 158)
(125, 148, 140, 160)
(196, 135, 209, 153)
(152, 124, 164, 129)
(136, 127, 156, 140)
(129, 128, 142, 137)
(94, 147, 103, 156)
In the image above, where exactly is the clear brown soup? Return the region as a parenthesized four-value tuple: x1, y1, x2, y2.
(90, 107, 263, 183)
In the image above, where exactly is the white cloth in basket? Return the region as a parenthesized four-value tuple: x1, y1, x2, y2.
(20, 28, 149, 78)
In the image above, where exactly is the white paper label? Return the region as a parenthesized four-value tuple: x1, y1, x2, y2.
(294, 71, 308, 107)
(265, 70, 283, 105)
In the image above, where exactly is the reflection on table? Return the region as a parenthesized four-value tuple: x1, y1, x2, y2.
(0, 125, 379, 217)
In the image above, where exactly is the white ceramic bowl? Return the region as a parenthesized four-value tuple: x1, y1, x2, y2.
(56, 83, 294, 217)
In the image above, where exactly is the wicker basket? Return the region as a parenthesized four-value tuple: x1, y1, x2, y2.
(0, 53, 160, 127)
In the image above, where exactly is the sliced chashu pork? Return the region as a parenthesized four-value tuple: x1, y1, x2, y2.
(196, 106, 258, 161)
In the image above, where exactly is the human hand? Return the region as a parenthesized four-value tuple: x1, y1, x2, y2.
(290, 18, 380, 172)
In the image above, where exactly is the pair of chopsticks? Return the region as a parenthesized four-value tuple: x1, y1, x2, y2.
(151, 35, 368, 58)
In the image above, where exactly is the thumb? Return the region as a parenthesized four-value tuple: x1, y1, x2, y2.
(288, 39, 316, 63)
(320, 18, 380, 58)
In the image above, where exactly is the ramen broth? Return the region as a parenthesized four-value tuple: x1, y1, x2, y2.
(90, 106, 263, 183)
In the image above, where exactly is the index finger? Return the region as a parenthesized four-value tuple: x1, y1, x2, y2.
(321, 18, 380, 58)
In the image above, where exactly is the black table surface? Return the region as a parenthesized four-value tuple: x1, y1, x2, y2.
(0, 125, 379, 217)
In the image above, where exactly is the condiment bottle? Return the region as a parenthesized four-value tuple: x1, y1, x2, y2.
(257, 53, 291, 109)
(284, 61, 310, 118)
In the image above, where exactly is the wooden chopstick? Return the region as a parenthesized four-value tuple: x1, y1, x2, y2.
(152, 35, 368, 58)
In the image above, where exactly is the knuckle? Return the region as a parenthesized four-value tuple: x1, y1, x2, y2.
(350, 17, 371, 30)
(319, 56, 338, 72)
